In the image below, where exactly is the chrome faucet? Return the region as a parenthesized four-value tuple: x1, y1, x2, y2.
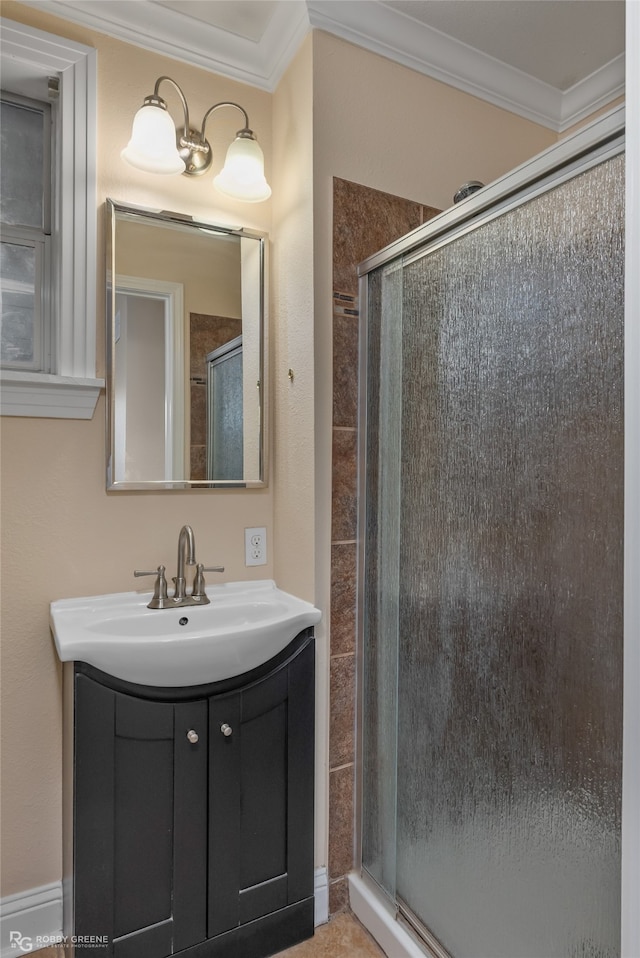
(134, 524, 224, 609)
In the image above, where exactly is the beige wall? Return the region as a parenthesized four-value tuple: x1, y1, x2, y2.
(0, 2, 275, 898)
(270, 36, 324, 861)
(271, 35, 316, 600)
(116, 221, 243, 320)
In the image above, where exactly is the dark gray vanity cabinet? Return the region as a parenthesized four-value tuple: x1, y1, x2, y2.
(72, 630, 315, 958)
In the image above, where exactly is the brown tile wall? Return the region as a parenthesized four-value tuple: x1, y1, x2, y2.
(329, 178, 440, 911)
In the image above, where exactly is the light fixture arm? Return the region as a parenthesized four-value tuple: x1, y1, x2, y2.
(177, 98, 258, 178)
(149, 75, 192, 133)
(200, 101, 251, 139)
(145, 75, 212, 176)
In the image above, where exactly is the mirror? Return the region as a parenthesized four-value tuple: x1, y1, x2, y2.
(106, 200, 267, 489)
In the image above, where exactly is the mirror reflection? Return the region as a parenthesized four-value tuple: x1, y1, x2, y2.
(106, 200, 267, 489)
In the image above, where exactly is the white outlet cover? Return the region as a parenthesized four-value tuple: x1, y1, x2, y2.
(245, 526, 267, 566)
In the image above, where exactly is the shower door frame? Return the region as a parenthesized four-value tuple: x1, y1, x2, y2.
(354, 103, 626, 957)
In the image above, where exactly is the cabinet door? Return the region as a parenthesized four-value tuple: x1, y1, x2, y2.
(208, 639, 315, 938)
(74, 675, 208, 958)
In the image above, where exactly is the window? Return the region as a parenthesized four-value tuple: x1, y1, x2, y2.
(1, 92, 52, 372)
(0, 19, 102, 418)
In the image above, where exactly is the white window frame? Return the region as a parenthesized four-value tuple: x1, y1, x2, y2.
(0, 18, 103, 418)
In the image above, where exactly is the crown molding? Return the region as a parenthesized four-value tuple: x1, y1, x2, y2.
(258, 0, 311, 90)
(22, 0, 624, 128)
(558, 53, 625, 132)
(23, 0, 310, 91)
(306, 0, 624, 132)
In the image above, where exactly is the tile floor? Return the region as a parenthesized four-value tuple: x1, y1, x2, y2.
(31, 912, 386, 958)
(277, 912, 386, 958)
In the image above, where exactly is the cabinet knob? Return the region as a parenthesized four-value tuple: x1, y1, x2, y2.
(186, 729, 199, 744)
(220, 723, 233, 737)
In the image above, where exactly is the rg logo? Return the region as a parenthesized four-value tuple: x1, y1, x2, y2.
(9, 932, 33, 952)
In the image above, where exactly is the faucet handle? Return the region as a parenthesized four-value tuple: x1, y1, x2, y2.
(191, 563, 224, 601)
(134, 565, 169, 609)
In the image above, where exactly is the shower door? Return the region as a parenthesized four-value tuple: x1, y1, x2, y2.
(360, 123, 624, 958)
(207, 335, 243, 481)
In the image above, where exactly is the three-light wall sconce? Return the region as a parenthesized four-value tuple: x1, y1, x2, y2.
(121, 75, 271, 203)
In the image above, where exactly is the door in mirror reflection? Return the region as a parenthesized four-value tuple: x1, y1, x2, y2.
(113, 279, 184, 484)
(106, 200, 267, 490)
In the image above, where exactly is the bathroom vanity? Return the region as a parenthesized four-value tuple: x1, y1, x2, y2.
(68, 629, 315, 958)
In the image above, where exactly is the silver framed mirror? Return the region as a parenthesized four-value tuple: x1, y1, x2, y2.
(106, 200, 268, 490)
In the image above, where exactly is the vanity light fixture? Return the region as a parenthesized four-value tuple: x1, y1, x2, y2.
(121, 75, 271, 203)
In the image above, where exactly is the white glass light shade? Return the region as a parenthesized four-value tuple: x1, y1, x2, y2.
(121, 104, 185, 175)
(213, 135, 271, 203)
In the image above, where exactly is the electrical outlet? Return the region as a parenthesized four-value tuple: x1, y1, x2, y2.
(245, 527, 267, 566)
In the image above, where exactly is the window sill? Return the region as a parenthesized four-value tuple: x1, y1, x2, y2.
(0, 371, 104, 419)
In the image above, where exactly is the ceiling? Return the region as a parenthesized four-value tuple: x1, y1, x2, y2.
(26, 0, 625, 131)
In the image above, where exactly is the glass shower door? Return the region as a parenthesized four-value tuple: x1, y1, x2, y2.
(207, 335, 243, 481)
(362, 151, 624, 958)
(362, 260, 403, 901)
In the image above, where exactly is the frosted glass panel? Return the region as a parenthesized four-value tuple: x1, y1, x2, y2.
(207, 343, 243, 481)
(0, 241, 37, 365)
(0, 99, 45, 229)
(363, 154, 624, 958)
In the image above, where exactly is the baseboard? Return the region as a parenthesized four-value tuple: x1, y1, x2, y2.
(314, 867, 329, 926)
(348, 871, 426, 958)
(0, 882, 63, 957)
(0, 871, 328, 955)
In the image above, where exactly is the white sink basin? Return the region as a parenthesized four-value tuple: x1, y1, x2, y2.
(50, 579, 321, 687)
